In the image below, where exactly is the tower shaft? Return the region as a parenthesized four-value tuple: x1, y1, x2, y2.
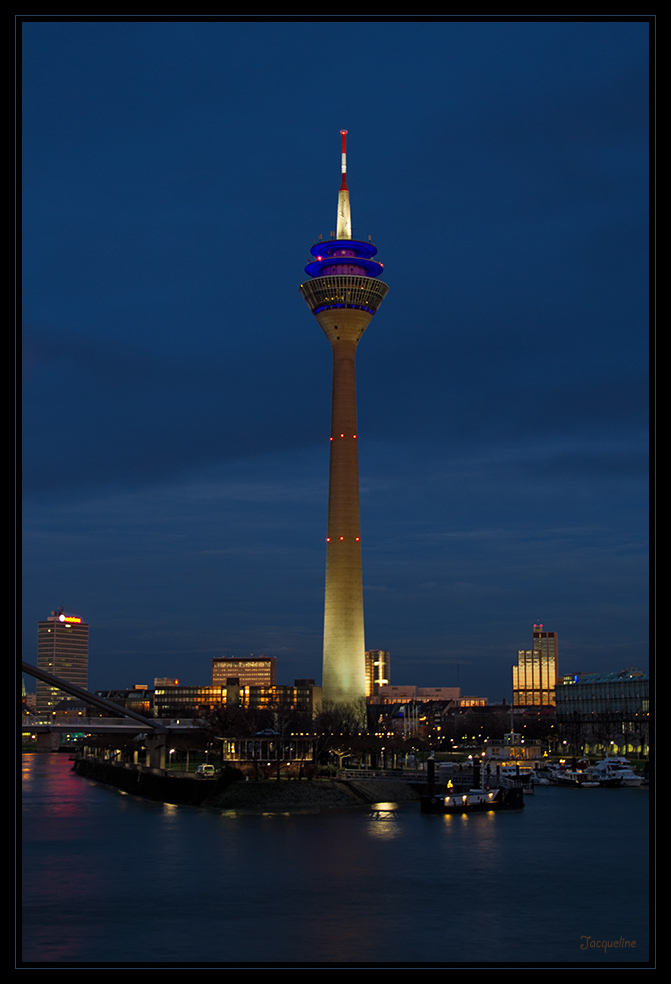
(320, 326, 369, 706)
(314, 309, 376, 710)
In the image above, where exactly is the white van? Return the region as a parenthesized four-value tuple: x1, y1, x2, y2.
(195, 764, 216, 778)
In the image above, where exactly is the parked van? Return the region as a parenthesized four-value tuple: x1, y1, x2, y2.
(195, 764, 216, 778)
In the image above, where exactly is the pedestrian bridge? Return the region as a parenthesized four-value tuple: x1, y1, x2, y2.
(23, 719, 204, 733)
(21, 661, 198, 767)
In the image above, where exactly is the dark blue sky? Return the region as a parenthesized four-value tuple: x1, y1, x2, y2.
(21, 18, 650, 700)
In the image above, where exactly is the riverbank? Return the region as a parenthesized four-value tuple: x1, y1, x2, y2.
(71, 758, 424, 811)
(72, 757, 219, 805)
(208, 776, 422, 811)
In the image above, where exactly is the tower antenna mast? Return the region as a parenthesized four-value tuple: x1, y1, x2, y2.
(337, 129, 351, 240)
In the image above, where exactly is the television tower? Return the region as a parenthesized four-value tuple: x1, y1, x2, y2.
(300, 131, 389, 715)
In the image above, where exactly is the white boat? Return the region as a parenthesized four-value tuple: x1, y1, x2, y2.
(586, 756, 643, 787)
(543, 764, 616, 788)
(548, 768, 601, 788)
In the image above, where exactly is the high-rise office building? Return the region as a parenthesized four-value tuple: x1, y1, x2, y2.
(36, 608, 89, 714)
(365, 649, 390, 698)
(300, 131, 389, 713)
(211, 655, 277, 689)
(512, 623, 558, 707)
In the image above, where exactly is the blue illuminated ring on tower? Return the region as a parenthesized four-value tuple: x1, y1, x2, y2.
(305, 256, 384, 278)
(305, 238, 384, 279)
(309, 239, 379, 259)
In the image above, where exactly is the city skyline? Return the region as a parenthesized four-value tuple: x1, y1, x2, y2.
(22, 19, 650, 701)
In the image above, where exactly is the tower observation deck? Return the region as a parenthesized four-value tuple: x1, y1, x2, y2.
(300, 131, 389, 718)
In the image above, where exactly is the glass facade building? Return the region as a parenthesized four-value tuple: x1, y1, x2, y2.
(512, 624, 558, 707)
(555, 669, 649, 755)
(555, 669, 649, 717)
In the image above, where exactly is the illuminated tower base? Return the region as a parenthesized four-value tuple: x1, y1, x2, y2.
(300, 132, 389, 717)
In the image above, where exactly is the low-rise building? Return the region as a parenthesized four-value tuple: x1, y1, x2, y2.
(375, 685, 462, 703)
(482, 731, 543, 770)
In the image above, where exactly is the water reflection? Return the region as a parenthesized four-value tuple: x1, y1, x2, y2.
(366, 802, 401, 838)
(21, 755, 649, 964)
(369, 802, 399, 813)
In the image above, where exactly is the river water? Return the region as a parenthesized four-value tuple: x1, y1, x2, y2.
(20, 753, 651, 966)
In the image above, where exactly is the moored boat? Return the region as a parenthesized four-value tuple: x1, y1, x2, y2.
(420, 784, 524, 814)
(421, 757, 525, 813)
(585, 756, 643, 787)
(547, 769, 604, 788)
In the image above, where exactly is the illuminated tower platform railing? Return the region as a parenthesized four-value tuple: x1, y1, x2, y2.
(300, 131, 389, 714)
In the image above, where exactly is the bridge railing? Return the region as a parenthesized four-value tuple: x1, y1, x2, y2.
(336, 767, 526, 789)
(338, 769, 427, 781)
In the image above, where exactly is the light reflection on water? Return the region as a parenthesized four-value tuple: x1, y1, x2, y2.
(367, 802, 402, 837)
(21, 754, 650, 965)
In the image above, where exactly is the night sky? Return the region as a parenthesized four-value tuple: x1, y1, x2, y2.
(21, 18, 650, 701)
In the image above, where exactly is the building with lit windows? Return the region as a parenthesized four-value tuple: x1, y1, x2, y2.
(91, 678, 320, 722)
(376, 685, 462, 703)
(556, 669, 649, 717)
(152, 681, 318, 719)
(211, 656, 277, 689)
(220, 733, 316, 766)
(459, 695, 489, 708)
(152, 685, 226, 718)
(94, 686, 154, 719)
(555, 668, 649, 755)
(36, 608, 89, 715)
(512, 623, 558, 707)
(365, 650, 390, 697)
(236, 681, 318, 716)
